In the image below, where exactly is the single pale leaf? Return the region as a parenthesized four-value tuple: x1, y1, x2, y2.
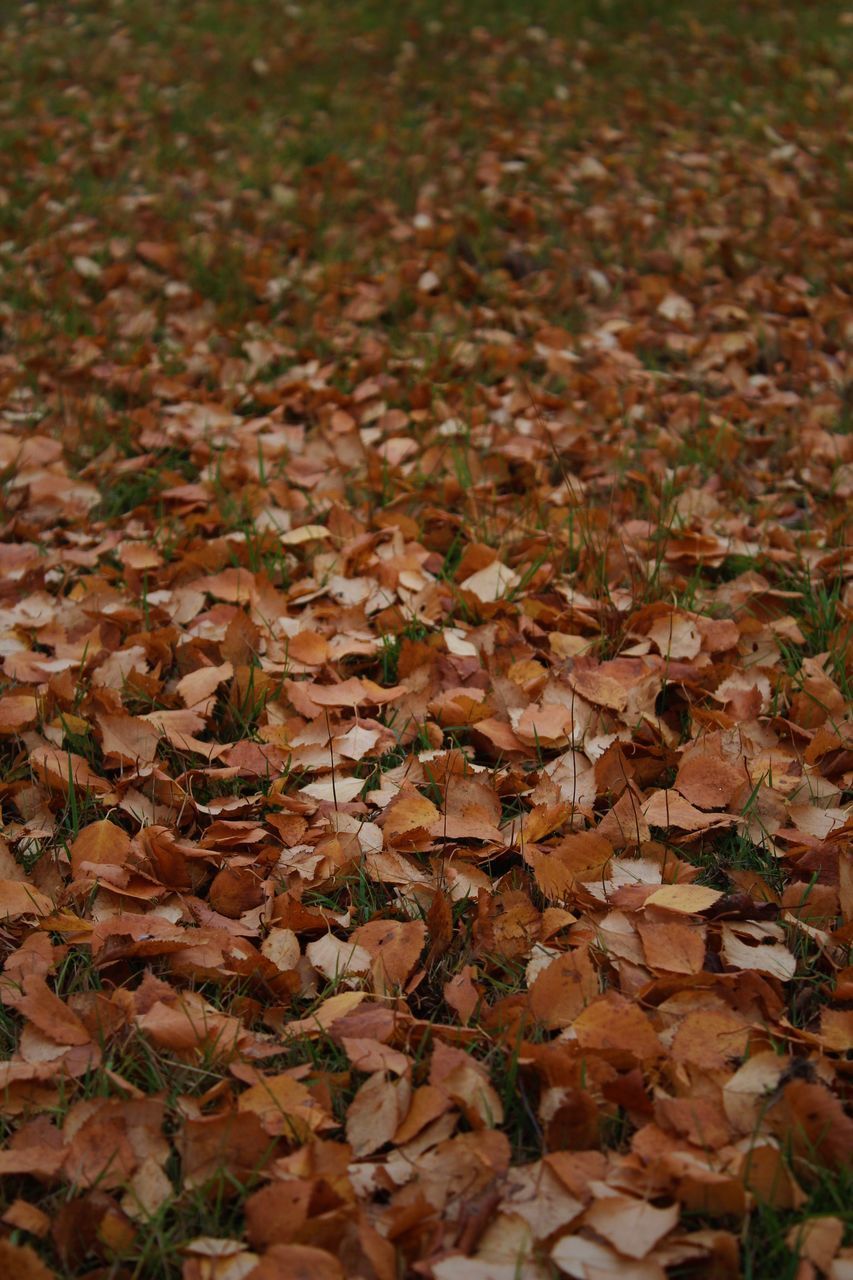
(238, 1073, 334, 1139)
(70, 819, 133, 880)
(721, 926, 796, 980)
(583, 1195, 679, 1259)
(0, 880, 52, 919)
(552, 1234, 665, 1279)
(644, 884, 722, 914)
(460, 560, 519, 602)
(346, 1071, 411, 1157)
(0, 694, 39, 735)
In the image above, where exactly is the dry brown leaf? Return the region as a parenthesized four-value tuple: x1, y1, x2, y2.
(786, 1217, 845, 1273)
(644, 884, 722, 914)
(69, 819, 133, 880)
(551, 1234, 666, 1279)
(302, 677, 403, 708)
(582, 1194, 679, 1259)
(443, 965, 481, 1024)
(528, 947, 598, 1028)
(572, 992, 662, 1064)
(380, 789, 441, 849)
(1, 1199, 51, 1237)
(351, 918, 426, 991)
(0, 1238, 57, 1279)
(637, 919, 706, 974)
(460, 560, 519, 602)
(346, 1071, 411, 1157)
(14, 975, 91, 1046)
(29, 746, 112, 796)
(768, 1081, 853, 1172)
(238, 1073, 335, 1140)
(0, 880, 53, 919)
(0, 694, 39, 735)
(642, 790, 734, 832)
(720, 924, 796, 981)
(675, 751, 746, 810)
(97, 713, 161, 766)
(247, 1243, 344, 1280)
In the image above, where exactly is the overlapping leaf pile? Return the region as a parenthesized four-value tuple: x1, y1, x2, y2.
(0, 2, 851, 1278)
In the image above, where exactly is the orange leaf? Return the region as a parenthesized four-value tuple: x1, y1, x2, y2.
(70, 819, 133, 880)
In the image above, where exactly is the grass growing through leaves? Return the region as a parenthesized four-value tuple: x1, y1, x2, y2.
(740, 1166, 853, 1280)
(0, 0, 850, 1277)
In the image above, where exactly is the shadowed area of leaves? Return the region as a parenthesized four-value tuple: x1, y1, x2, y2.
(0, 1, 851, 1278)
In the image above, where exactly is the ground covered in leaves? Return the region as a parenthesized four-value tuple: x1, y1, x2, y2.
(0, 2, 851, 1278)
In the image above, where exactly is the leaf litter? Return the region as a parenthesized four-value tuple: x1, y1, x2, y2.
(0, 2, 851, 1278)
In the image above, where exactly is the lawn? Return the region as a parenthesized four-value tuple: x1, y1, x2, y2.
(0, 1, 850, 1277)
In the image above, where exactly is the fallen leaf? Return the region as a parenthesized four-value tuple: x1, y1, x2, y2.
(551, 1234, 666, 1279)
(346, 1071, 411, 1157)
(583, 1194, 679, 1259)
(644, 884, 722, 914)
(238, 1073, 335, 1140)
(460, 560, 519, 602)
(69, 819, 133, 880)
